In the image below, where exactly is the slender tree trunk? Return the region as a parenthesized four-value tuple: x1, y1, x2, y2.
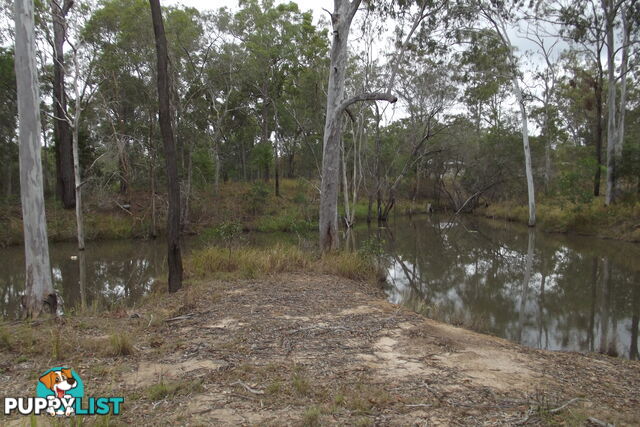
(514, 79, 536, 226)
(71, 48, 84, 251)
(72, 124, 84, 250)
(149, 113, 157, 238)
(593, 74, 604, 196)
(487, 14, 535, 226)
(3, 142, 11, 200)
(150, 0, 183, 293)
(14, 0, 55, 317)
(50, 0, 75, 209)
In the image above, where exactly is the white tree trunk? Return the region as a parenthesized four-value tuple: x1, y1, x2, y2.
(72, 51, 85, 250)
(14, 0, 55, 317)
(512, 78, 536, 226)
(72, 125, 84, 250)
(605, 5, 630, 205)
(487, 14, 536, 226)
(318, 1, 397, 251)
(319, 0, 357, 251)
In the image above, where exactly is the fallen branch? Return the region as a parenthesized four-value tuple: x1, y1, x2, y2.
(587, 417, 613, 426)
(230, 380, 264, 395)
(164, 313, 196, 323)
(549, 397, 586, 414)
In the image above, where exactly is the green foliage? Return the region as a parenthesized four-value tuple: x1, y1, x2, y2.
(358, 237, 386, 259)
(204, 220, 243, 248)
(246, 182, 270, 215)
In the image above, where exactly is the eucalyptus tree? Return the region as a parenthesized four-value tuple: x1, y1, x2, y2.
(525, 24, 561, 190)
(601, 0, 636, 205)
(83, 0, 156, 200)
(231, 0, 324, 196)
(49, 0, 75, 209)
(319, 0, 398, 251)
(476, 1, 537, 226)
(14, 0, 55, 317)
(150, 0, 183, 293)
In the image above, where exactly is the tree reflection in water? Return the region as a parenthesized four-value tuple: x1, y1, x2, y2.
(357, 215, 640, 359)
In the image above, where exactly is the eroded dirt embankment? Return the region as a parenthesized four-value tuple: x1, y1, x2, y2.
(2, 273, 639, 426)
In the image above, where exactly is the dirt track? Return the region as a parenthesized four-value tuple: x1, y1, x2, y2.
(2, 273, 639, 425)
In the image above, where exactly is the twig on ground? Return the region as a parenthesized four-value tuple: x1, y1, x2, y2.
(549, 397, 586, 414)
(587, 417, 613, 427)
(231, 380, 265, 395)
(165, 313, 197, 323)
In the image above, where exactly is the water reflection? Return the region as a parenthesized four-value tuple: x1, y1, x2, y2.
(355, 215, 640, 359)
(1, 215, 638, 359)
(0, 240, 166, 319)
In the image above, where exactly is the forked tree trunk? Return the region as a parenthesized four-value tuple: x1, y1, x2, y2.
(14, 0, 55, 317)
(319, 0, 396, 251)
(319, 0, 358, 252)
(150, 0, 183, 293)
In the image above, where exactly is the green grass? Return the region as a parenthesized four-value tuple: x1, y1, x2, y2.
(146, 379, 204, 401)
(302, 406, 322, 426)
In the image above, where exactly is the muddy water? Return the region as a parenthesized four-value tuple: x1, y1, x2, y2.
(352, 215, 640, 360)
(1, 215, 638, 359)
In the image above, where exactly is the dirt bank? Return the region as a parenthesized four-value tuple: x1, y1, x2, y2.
(1, 273, 639, 425)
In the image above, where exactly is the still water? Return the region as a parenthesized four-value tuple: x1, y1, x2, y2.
(1, 216, 638, 359)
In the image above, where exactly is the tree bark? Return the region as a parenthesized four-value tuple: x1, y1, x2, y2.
(603, 0, 629, 205)
(318, 0, 397, 251)
(593, 78, 604, 196)
(150, 0, 183, 293)
(14, 0, 56, 317)
(50, 0, 75, 209)
(319, 0, 359, 252)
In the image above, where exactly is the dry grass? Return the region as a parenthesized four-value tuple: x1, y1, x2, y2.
(479, 199, 640, 241)
(187, 243, 384, 284)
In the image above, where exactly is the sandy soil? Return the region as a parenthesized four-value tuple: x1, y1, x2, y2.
(1, 273, 639, 426)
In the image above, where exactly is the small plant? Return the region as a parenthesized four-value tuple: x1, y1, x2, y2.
(0, 327, 11, 351)
(206, 221, 243, 259)
(247, 182, 270, 215)
(266, 380, 282, 395)
(358, 237, 386, 259)
(302, 406, 322, 427)
(292, 372, 311, 396)
(146, 379, 203, 401)
(109, 333, 133, 356)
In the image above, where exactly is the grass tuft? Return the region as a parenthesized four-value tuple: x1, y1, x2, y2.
(302, 406, 322, 426)
(146, 379, 203, 401)
(109, 332, 133, 356)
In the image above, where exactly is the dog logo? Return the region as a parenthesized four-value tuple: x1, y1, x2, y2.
(36, 367, 84, 416)
(4, 367, 123, 417)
